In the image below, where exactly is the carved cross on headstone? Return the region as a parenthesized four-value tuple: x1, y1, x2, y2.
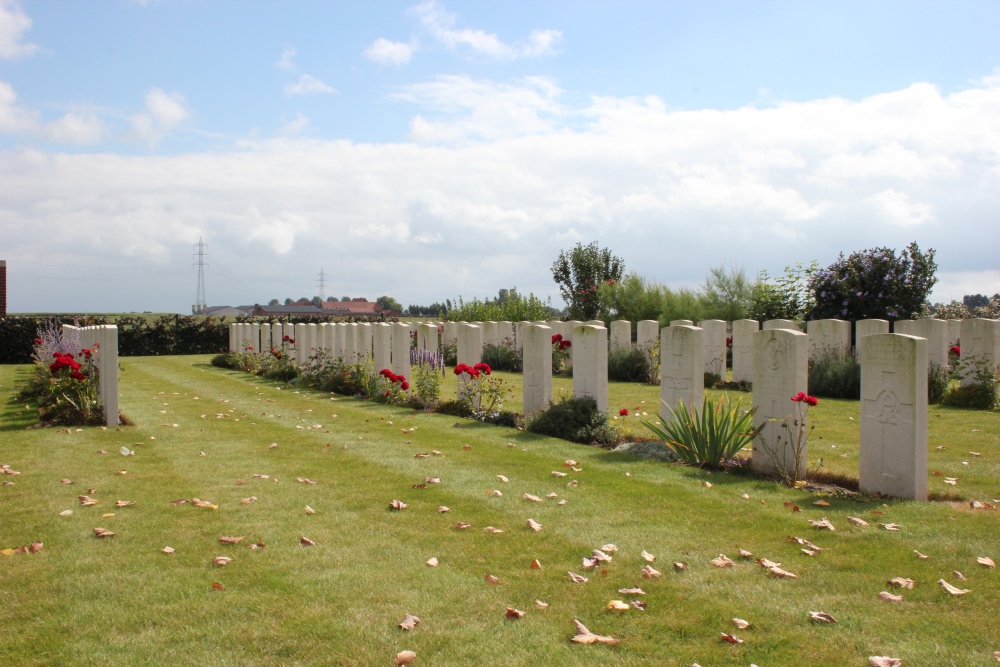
(862, 370, 915, 483)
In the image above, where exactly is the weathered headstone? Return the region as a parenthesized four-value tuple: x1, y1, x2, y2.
(609, 320, 631, 352)
(947, 319, 961, 348)
(249, 323, 260, 353)
(443, 322, 458, 348)
(807, 319, 851, 359)
(572, 325, 608, 412)
(751, 328, 809, 477)
(514, 321, 529, 351)
(859, 334, 928, 500)
(855, 319, 889, 341)
(303, 324, 318, 364)
(228, 323, 237, 352)
(333, 323, 347, 360)
(659, 325, 704, 419)
(417, 323, 439, 355)
(731, 319, 758, 383)
(522, 324, 553, 414)
(357, 323, 373, 362)
(260, 323, 271, 354)
(670, 320, 694, 327)
(763, 319, 799, 331)
(959, 318, 1000, 386)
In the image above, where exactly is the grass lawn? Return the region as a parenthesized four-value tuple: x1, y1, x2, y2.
(1, 356, 998, 666)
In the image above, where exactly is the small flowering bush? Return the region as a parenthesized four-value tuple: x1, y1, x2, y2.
(551, 333, 571, 373)
(375, 368, 409, 404)
(807, 242, 938, 321)
(755, 392, 819, 486)
(481, 339, 522, 372)
(454, 362, 508, 418)
(18, 321, 104, 426)
(410, 347, 446, 408)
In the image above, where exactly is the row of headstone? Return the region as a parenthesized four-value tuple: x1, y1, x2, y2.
(62, 324, 119, 427)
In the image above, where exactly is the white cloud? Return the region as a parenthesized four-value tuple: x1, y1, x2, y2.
(932, 270, 1000, 303)
(364, 37, 415, 65)
(3, 74, 1000, 312)
(0, 79, 36, 132)
(280, 113, 309, 135)
(284, 74, 335, 95)
(0, 80, 104, 144)
(276, 46, 296, 70)
(130, 87, 190, 146)
(0, 0, 38, 59)
(44, 109, 105, 144)
(411, 0, 561, 60)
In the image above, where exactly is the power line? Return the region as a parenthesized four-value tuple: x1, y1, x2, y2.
(193, 238, 208, 313)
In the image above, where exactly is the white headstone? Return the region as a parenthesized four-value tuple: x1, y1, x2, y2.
(731, 319, 758, 383)
(416, 322, 438, 355)
(443, 322, 458, 347)
(659, 325, 704, 419)
(333, 323, 348, 360)
(751, 328, 809, 477)
(391, 322, 411, 385)
(807, 319, 851, 359)
(514, 321, 530, 351)
(670, 320, 694, 327)
(959, 318, 1000, 386)
(763, 319, 799, 331)
(698, 320, 727, 378)
(497, 321, 514, 347)
(947, 319, 961, 348)
(303, 324, 318, 365)
(859, 334, 928, 500)
(249, 323, 260, 353)
(636, 320, 659, 369)
(357, 322, 373, 362)
(373, 323, 392, 371)
(572, 325, 608, 412)
(457, 323, 483, 400)
(563, 320, 583, 366)
(482, 321, 498, 348)
(522, 324, 553, 414)
(609, 320, 631, 352)
(228, 323, 237, 352)
(294, 323, 308, 365)
(855, 319, 890, 341)
(260, 323, 271, 354)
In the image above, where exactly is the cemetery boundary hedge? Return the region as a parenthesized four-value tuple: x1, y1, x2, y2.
(0, 315, 392, 364)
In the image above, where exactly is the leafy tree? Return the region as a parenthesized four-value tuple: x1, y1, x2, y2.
(448, 290, 551, 322)
(376, 295, 403, 312)
(310, 296, 323, 308)
(283, 298, 293, 306)
(807, 242, 937, 322)
(340, 296, 351, 302)
(701, 265, 753, 321)
(268, 298, 280, 306)
(551, 242, 625, 320)
(749, 261, 818, 322)
(964, 294, 990, 309)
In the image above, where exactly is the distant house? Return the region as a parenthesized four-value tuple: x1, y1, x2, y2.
(197, 305, 254, 317)
(319, 298, 400, 318)
(251, 304, 327, 317)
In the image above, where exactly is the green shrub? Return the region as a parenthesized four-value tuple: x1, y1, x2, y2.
(941, 356, 998, 410)
(704, 371, 722, 387)
(481, 342, 522, 372)
(608, 346, 651, 382)
(210, 353, 239, 369)
(927, 363, 951, 404)
(442, 342, 457, 367)
(642, 396, 759, 467)
(808, 349, 861, 399)
(526, 396, 622, 446)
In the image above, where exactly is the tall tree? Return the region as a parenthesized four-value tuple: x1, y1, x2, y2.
(551, 241, 625, 320)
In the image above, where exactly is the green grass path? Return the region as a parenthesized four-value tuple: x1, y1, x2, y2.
(1, 357, 998, 666)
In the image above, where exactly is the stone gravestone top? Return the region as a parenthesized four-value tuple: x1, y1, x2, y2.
(751, 328, 808, 478)
(659, 325, 704, 421)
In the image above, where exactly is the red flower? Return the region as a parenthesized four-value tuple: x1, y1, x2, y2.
(83, 349, 92, 358)
(385, 390, 391, 397)
(726, 337, 732, 347)
(803, 395, 819, 407)
(560, 340, 571, 350)
(791, 392, 819, 407)
(400, 381, 409, 391)
(619, 408, 629, 416)
(607, 279, 615, 285)
(949, 345, 961, 356)
(552, 333, 563, 343)
(71, 370, 86, 380)
(453, 364, 465, 376)
(34, 338, 42, 345)
(473, 362, 492, 375)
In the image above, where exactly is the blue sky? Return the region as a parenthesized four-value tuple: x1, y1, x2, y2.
(1, 0, 999, 312)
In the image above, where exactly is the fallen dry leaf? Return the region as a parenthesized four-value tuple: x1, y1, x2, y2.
(571, 619, 618, 646)
(711, 554, 736, 568)
(641, 550, 656, 562)
(563, 460, 578, 467)
(28, 541, 43, 554)
(619, 587, 645, 595)
(802, 548, 819, 557)
(673, 562, 688, 570)
(719, 632, 744, 644)
(551, 471, 567, 477)
(882, 523, 901, 531)
(847, 516, 869, 527)
(455, 522, 471, 530)
(212, 556, 232, 566)
(300, 536, 316, 547)
(192, 498, 218, 509)
(567, 480, 579, 487)
(437, 506, 450, 513)
(389, 499, 407, 510)
(489, 489, 503, 497)
(399, 614, 420, 631)
(878, 591, 903, 602)
(61, 479, 72, 485)
(813, 499, 831, 506)
(426, 557, 438, 567)
(296, 478, 317, 485)
(78, 495, 99, 506)
(534, 599, 549, 609)
(505, 607, 526, 619)
(546, 492, 559, 499)
(738, 548, 754, 558)
(914, 550, 929, 560)
(211, 582, 225, 591)
(591, 549, 612, 563)
(394, 649, 416, 666)
(484, 526, 504, 534)
(527, 519, 542, 532)
(788, 536, 823, 551)
(606, 600, 630, 611)
(557, 499, 568, 505)
(424, 477, 440, 484)
(938, 579, 971, 595)
(219, 536, 245, 544)
(59, 510, 73, 516)
(304, 505, 315, 514)
(769, 566, 798, 579)
(497, 475, 509, 483)
(809, 611, 837, 623)
(568, 571, 589, 583)
(869, 658, 902, 667)
(115, 500, 136, 507)
(601, 544, 618, 553)
(524, 493, 542, 503)
(977, 556, 995, 568)
(809, 517, 836, 531)
(530, 559, 542, 569)
(161, 546, 175, 554)
(641, 565, 662, 579)
(240, 497, 257, 504)
(733, 618, 750, 629)
(953, 570, 966, 581)
(93, 528, 114, 538)
(485, 574, 499, 585)
(888, 577, 915, 589)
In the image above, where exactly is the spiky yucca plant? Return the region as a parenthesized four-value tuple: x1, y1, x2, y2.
(642, 396, 759, 467)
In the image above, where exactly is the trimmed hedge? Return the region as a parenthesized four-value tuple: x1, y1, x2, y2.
(0, 314, 393, 364)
